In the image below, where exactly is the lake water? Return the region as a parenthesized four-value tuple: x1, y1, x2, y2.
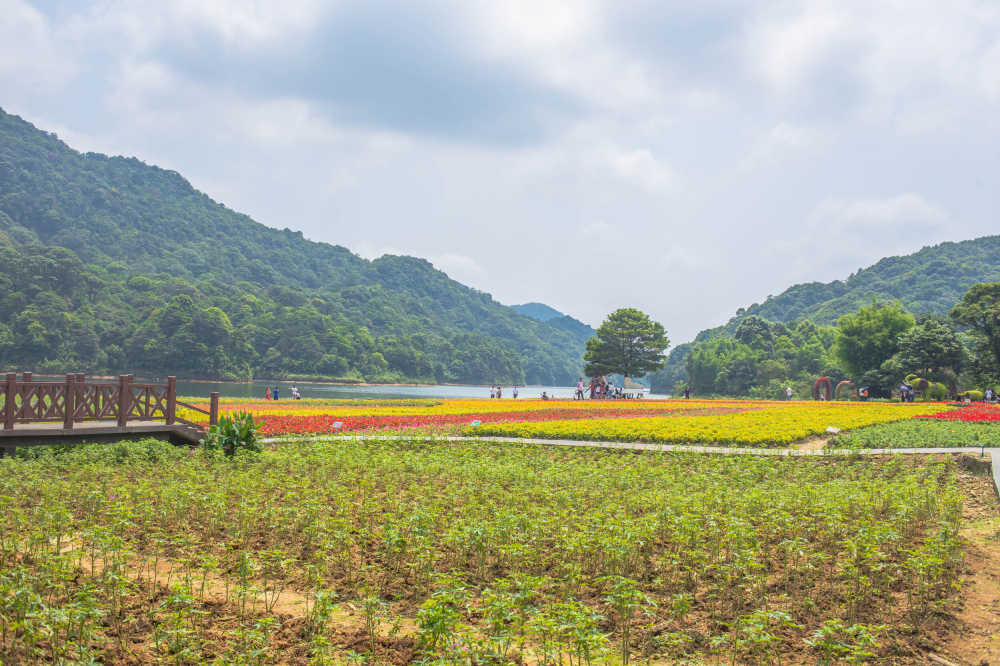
(21, 375, 668, 401)
(172, 380, 669, 401)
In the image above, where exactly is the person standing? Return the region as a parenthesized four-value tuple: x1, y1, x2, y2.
(497, 385, 502, 399)
(512, 386, 518, 399)
(272, 386, 279, 401)
(264, 386, 271, 401)
(785, 386, 793, 400)
(576, 378, 584, 400)
(683, 386, 690, 399)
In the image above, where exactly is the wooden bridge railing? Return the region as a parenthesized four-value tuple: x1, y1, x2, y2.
(1, 373, 219, 431)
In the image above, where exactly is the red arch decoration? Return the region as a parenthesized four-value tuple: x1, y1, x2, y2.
(813, 376, 833, 401)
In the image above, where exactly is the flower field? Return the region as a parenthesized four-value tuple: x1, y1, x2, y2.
(465, 402, 944, 445)
(917, 404, 1000, 422)
(181, 397, 948, 445)
(0, 437, 976, 663)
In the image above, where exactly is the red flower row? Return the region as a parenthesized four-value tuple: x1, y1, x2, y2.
(916, 405, 1000, 422)
(254, 406, 748, 436)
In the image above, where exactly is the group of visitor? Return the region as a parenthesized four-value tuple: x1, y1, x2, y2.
(489, 385, 518, 399)
(899, 382, 915, 402)
(575, 376, 626, 400)
(263, 385, 302, 401)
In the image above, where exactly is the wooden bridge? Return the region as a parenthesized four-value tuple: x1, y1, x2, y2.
(1, 372, 220, 456)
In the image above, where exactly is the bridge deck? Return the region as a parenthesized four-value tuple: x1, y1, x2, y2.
(0, 420, 203, 452)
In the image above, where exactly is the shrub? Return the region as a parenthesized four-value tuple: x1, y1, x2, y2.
(927, 382, 948, 401)
(201, 412, 260, 457)
(15, 438, 185, 464)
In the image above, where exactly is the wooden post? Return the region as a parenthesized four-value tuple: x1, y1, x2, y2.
(117, 375, 129, 427)
(209, 392, 219, 427)
(18, 371, 31, 424)
(63, 374, 75, 429)
(3, 373, 15, 430)
(126, 375, 134, 423)
(166, 376, 176, 425)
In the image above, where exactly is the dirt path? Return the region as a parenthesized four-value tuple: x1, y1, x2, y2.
(794, 435, 829, 451)
(936, 472, 1000, 665)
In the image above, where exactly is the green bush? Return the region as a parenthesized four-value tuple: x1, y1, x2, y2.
(927, 382, 948, 401)
(201, 412, 260, 458)
(15, 438, 185, 464)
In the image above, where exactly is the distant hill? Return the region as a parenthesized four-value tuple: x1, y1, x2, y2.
(650, 235, 1000, 393)
(0, 108, 586, 383)
(512, 303, 596, 345)
(742, 236, 1000, 325)
(512, 303, 565, 322)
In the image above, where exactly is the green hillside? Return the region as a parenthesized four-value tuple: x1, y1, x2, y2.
(511, 303, 564, 322)
(743, 236, 1000, 324)
(0, 108, 585, 383)
(512, 303, 596, 345)
(650, 236, 1000, 394)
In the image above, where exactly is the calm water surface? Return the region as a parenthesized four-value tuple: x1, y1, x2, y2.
(24, 375, 666, 400)
(173, 381, 668, 401)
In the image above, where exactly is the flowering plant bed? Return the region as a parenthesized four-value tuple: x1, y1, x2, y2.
(916, 404, 1000, 422)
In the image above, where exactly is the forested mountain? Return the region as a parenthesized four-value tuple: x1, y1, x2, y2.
(0, 108, 585, 383)
(512, 303, 596, 346)
(512, 303, 564, 322)
(743, 236, 1000, 324)
(650, 236, 1000, 394)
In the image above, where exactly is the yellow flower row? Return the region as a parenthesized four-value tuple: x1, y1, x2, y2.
(464, 402, 942, 446)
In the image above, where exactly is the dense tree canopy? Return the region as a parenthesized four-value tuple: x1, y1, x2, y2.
(660, 318, 838, 398)
(951, 282, 1000, 377)
(0, 108, 589, 383)
(583, 308, 669, 379)
(834, 301, 915, 377)
(891, 316, 965, 383)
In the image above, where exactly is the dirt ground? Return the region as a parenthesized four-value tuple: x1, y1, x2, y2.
(935, 468, 1000, 666)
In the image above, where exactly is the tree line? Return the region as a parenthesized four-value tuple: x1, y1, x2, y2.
(650, 282, 1000, 398)
(0, 245, 582, 384)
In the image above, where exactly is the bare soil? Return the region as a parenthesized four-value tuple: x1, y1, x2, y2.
(936, 469, 1000, 665)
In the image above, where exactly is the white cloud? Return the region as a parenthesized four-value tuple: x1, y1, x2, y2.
(0, 0, 75, 90)
(809, 193, 950, 233)
(745, 5, 850, 96)
(3, 0, 1000, 343)
(740, 122, 831, 171)
(430, 253, 488, 286)
(768, 193, 953, 284)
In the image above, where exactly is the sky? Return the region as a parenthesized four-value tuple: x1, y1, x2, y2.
(2, 0, 999, 342)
